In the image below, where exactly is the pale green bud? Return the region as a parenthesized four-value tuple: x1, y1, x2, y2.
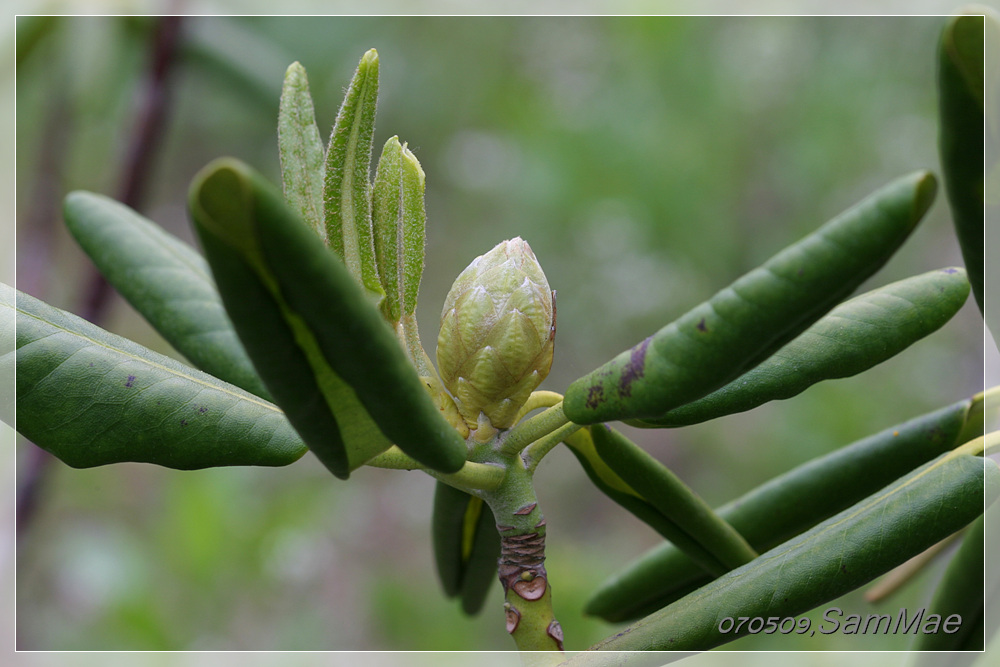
(436, 237, 555, 431)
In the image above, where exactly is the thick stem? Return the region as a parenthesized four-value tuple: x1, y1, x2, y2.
(482, 457, 564, 657)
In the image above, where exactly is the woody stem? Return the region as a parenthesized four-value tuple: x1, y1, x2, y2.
(481, 454, 564, 660)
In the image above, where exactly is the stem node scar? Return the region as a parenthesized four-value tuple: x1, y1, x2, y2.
(505, 603, 521, 634)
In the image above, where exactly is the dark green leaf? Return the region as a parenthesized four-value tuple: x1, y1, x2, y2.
(586, 398, 978, 623)
(938, 13, 986, 313)
(564, 171, 936, 425)
(431, 481, 500, 615)
(63, 190, 271, 400)
(913, 513, 985, 651)
(188, 158, 467, 477)
(458, 495, 500, 615)
(589, 448, 995, 651)
(432, 481, 468, 597)
(639, 267, 970, 427)
(7, 283, 306, 469)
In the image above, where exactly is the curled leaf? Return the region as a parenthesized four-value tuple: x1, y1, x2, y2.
(189, 158, 467, 478)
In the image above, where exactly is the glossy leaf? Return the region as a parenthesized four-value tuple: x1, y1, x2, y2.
(639, 267, 970, 427)
(564, 171, 936, 425)
(432, 481, 469, 597)
(324, 48, 382, 296)
(590, 425, 757, 569)
(188, 158, 467, 477)
(372, 136, 426, 323)
(585, 397, 980, 622)
(193, 223, 364, 479)
(431, 481, 501, 615)
(590, 448, 996, 651)
(63, 190, 271, 400)
(278, 61, 326, 241)
(938, 13, 985, 313)
(563, 427, 737, 578)
(459, 502, 501, 615)
(7, 283, 307, 469)
(913, 513, 985, 651)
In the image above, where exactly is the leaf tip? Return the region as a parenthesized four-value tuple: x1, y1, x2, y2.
(401, 142, 425, 186)
(912, 170, 938, 223)
(188, 157, 258, 253)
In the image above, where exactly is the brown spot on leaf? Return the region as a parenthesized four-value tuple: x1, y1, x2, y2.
(696, 318, 707, 332)
(585, 384, 605, 409)
(534, 517, 547, 528)
(124, 374, 136, 388)
(618, 336, 651, 398)
(496, 524, 516, 532)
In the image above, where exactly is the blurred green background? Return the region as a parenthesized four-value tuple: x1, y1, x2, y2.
(14, 15, 984, 651)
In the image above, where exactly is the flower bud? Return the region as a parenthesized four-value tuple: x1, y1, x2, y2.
(437, 237, 555, 431)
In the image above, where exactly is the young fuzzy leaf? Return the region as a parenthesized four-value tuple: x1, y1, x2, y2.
(372, 136, 403, 320)
(586, 397, 979, 622)
(278, 61, 326, 241)
(639, 267, 970, 427)
(324, 48, 382, 296)
(564, 171, 936, 425)
(938, 13, 986, 313)
(399, 144, 426, 317)
(189, 158, 467, 477)
(62, 191, 271, 400)
(372, 136, 426, 322)
(6, 283, 306, 469)
(588, 448, 996, 652)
